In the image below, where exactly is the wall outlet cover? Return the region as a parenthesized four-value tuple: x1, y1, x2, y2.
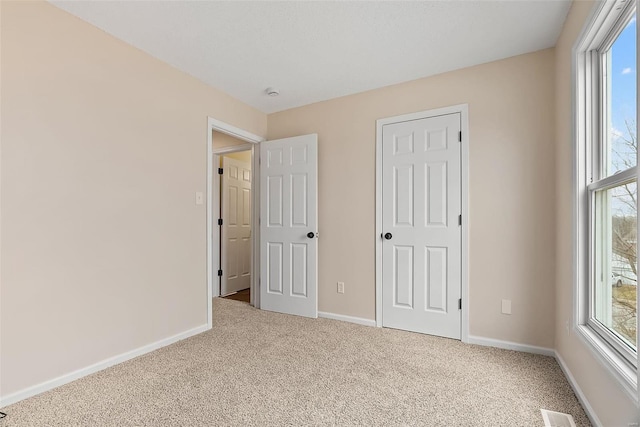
(195, 191, 204, 205)
(501, 299, 512, 315)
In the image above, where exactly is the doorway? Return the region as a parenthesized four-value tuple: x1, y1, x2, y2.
(206, 118, 320, 327)
(207, 118, 263, 329)
(375, 105, 470, 342)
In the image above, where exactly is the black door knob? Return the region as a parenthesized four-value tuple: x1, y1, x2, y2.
(307, 232, 315, 239)
(384, 233, 392, 240)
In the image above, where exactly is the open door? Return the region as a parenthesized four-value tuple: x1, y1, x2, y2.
(220, 156, 252, 296)
(260, 134, 318, 318)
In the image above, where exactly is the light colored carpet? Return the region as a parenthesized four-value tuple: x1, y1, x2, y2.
(2, 298, 590, 426)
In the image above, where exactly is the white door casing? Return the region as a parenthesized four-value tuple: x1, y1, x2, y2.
(260, 134, 318, 318)
(221, 156, 252, 295)
(207, 117, 263, 329)
(381, 113, 462, 339)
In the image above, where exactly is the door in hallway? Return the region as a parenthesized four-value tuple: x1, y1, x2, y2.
(221, 156, 252, 295)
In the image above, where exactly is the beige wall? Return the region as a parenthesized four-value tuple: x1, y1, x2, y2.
(213, 130, 252, 167)
(213, 131, 252, 150)
(268, 48, 557, 348)
(0, 1, 266, 397)
(554, 1, 639, 425)
(223, 151, 252, 164)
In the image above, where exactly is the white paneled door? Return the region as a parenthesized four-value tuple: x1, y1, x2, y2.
(382, 113, 462, 339)
(260, 134, 318, 318)
(221, 156, 252, 296)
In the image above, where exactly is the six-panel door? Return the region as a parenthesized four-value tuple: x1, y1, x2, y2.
(260, 134, 318, 318)
(382, 113, 462, 339)
(221, 156, 252, 295)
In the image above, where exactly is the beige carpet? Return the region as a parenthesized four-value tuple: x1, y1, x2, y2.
(2, 299, 590, 426)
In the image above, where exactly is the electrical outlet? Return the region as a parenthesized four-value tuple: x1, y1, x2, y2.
(501, 299, 511, 315)
(337, 281, 345, 294)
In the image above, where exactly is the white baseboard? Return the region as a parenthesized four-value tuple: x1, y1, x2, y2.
(554, 351, 603, 427)
(467, 335, 555, 357)
(318, 311, 376, 327)
(0, 324, 209, 409)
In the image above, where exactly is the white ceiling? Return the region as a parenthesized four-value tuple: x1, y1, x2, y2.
(51, 1, 572, 114)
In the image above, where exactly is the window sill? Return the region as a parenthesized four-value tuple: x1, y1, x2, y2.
(574, 324, 638, 405)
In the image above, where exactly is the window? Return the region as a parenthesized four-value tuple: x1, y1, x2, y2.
(575, 0, 637, 393)
(590, 9, 637, 362)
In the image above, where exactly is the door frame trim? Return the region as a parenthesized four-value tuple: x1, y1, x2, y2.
(207, 117, 264, 329)
(374, 104, 470, 343)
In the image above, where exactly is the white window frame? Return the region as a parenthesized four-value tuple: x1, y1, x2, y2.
(588, 176, 636, 360)
(574, 0, 638, 403)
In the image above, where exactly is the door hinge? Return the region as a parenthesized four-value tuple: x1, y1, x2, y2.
(218, 218, 223, 226)
(218, 168, 223, 175)
(458, 214, 462, 226)
(458, 131, 462, 142)
(458, 298, 462, 310)
(218, 269, 223, 277)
